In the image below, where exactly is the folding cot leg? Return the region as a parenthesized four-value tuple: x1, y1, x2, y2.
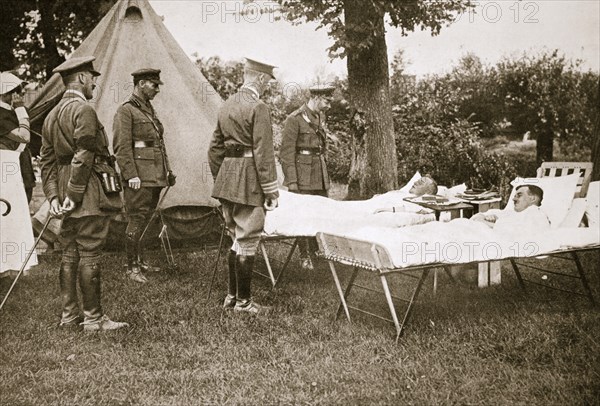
(442, 266, 458, 285)
(510, 259, 527, 293)
(571, 252, 596, 306)
(335, 266, 359, 321)
(395, 268, 430, 342)
(273, 238, 298, 287)
(259, 241, 276, 286)
(328, 262, 356, 323)
(379, 274, 401, 340)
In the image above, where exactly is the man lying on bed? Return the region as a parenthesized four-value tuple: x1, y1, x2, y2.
(263, 175, 438, 238)
(470, 184, 550, 231)
(372, 175, 439, 214)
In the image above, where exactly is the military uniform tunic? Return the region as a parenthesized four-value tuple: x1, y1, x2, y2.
(40, 90, 121, 250)
(208, 87, 279, 255)
(113, 94, 168, 188)
(209, 87, 279, 206)
(280, 104, 330, 192)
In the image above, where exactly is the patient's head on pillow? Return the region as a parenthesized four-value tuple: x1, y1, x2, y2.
(514, 185, 543, 212)
(410, 175, 438, 196)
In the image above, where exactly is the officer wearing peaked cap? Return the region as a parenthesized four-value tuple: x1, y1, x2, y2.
(113, 68, 173, 284)
(279, 83, 335, 270)
(208, 57, 279, 314)
(40, 56, 128, 332)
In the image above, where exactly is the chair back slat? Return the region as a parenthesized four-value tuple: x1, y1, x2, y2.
(537, 162, 593, 198)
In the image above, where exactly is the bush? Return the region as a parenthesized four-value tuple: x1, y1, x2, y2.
(395, 118, 517, 199)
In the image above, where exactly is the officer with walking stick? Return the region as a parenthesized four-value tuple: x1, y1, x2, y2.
(113, 68, 176, 284)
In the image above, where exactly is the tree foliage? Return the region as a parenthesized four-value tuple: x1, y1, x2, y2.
(495, 50, 597, 164)
(266, 0, 473, 198)
(1, 0, 116, 81)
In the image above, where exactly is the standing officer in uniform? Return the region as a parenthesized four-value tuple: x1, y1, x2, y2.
(40, 56, 128, 332)
(113, 68, 174, 284)
(279, 84, 335, 270)
(208, 58, 279, 314)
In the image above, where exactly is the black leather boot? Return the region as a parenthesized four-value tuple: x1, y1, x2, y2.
(59, 260, 81, 326)
(234, 255, 271, 314)
(79, 256, 129, 332)
(78, 257, 103, 324)
(223, 250, 237, 309)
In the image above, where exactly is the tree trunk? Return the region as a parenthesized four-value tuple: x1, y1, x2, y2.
(38, 0, 64, 78)
(344, 0, 398, 199)
(536, 129, 553, 167)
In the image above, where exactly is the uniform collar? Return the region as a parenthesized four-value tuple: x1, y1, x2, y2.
(64, 89, 87, 102)
(130, 93, 153, 111)
(302, 104, 320, 126)
(0, 101, 13, 111)
(241, 85, 260, 100)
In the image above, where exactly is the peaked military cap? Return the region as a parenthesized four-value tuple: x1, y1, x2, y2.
(0, 72, 26, 95)
(309, 84, 336, 98)
(52, 56, 101, 77)
(131, 68, 163, 85)
(244, 57, 277, 79)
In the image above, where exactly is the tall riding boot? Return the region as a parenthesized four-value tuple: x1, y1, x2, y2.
(59, 249, 81, 326)
(79, 255, 129, 332)
(126, 234, 147, 283)
(223, 250, 237, 309)
(78, 256, 103, 325)
(234, 255, 271, 314)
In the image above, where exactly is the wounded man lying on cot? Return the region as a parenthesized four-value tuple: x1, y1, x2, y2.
(471, 184, 550, 231)
(373, 175, 438, 214)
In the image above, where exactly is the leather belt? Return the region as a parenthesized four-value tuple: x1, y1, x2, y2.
(225, 144, 253, 158)
(297, 148, 321, 156)
(57, 155, 113, 165)
(134, 140, 154, 148)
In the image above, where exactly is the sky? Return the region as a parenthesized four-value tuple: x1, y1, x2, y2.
(148, 0, 600, 85)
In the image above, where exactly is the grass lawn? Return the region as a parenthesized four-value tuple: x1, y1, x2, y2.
(1, 246, 599, 405)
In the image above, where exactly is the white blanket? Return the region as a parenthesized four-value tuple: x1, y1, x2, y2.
(338, 218, 600, 269)
(264, 189, 434, 237)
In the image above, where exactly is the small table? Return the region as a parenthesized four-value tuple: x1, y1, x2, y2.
(404, 198, 474, 221)
(457, 197, 502, 214)
(456, 196, 503, 287)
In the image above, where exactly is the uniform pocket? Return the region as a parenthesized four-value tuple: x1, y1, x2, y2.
(295, 154, 313, 187)
(133, 118, 156, 138)
(134, 147, 158, 182)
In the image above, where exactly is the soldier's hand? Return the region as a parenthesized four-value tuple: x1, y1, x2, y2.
(129, 177, 141, 190)
(61, 196, 77, 213)
(287, 183, 298, 192)
(49, 198, 63, 217)
(264, 197, 279, 211)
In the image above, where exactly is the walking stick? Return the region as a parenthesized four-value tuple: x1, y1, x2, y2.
(206, 209, 226, 301)
(138, 186, 171, 242)
(0, 216, 51, 312)
(138, 186, 174, 265)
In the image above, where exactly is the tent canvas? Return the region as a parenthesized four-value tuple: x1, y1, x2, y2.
(27, 0, 223, 240)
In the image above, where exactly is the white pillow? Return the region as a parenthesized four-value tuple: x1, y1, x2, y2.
(399, 171, 422, 193)
(560, 198, 587, 228)
(585, 181, 599, 228)
(505, 173, 580, 228)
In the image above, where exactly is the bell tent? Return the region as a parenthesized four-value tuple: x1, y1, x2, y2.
(27, 0, 223, 240)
